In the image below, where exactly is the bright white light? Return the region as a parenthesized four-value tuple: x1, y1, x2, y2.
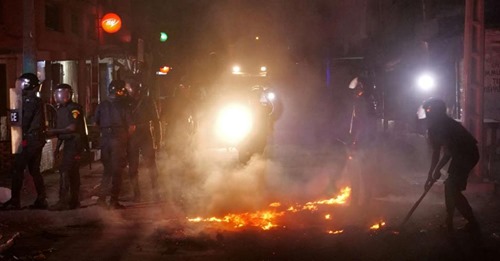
(260, 66, 267, 72)
(215, 104, 253, 145)
(232, 65, 241, 74)
(417, 74, 436, 91)
(266, 92, 276, 101)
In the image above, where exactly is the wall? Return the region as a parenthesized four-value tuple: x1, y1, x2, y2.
(485, 29, 500, 121)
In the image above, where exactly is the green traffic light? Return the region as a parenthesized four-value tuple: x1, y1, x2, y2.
(160, 32, 168, 42)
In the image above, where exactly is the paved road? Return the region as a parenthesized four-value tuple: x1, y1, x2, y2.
(1, 135, 500, 260)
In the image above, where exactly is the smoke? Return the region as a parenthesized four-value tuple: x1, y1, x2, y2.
(148, 0, 435, 231)
(156, 147, 283, 217)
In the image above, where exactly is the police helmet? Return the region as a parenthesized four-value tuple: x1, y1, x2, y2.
(17, 73, 40, 91)
(108, 80, 126, 99)
(422, 97, 447, 118)
(348, 77, 365, 97)
(53, 83, 73, 105)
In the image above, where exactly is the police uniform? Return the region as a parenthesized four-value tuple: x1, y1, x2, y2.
(350, 77, 378, 148)
(95, 98, 133, 206)
(55, 101, 86, 208)
(126, 95, 160, 201)
(11, 92, 47, 208)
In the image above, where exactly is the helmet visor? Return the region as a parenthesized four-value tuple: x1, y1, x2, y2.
(125, 82, 138, 97)
(15, 78, 33, 90)
(115, 87, 126, 97)
(54, 88, 72, 105)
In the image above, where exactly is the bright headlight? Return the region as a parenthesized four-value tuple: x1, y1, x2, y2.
(215, 104, 253, 144)
(417, 73, 435, 91)
(232, 65, 241, 74)
(266, 92, 276, 101)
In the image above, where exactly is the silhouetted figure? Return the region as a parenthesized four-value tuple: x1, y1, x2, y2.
(422, 97, 480, 236)
(1, 73, 47, 210)
(348, 75, 378, 147)
(347, 74, 378, 206)
(124, 77, 161, 202)
(46, 84, 86, 210)
(94, 80, 135, 209)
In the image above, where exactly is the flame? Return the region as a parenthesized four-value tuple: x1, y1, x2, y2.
(369, 221, 386, 230)
(328, 230, 344, 234)
(187, 187, 351, 230)
(269, 202, 281, 208)
(304, 187, 351, 207)
(188, 210, 285, 230)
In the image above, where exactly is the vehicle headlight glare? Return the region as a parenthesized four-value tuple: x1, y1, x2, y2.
(266, 92, 276, 101)
(417, 73, 436, 91)
(215, 104, 253, 144)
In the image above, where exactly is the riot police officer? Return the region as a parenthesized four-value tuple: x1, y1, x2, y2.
(94, 80, 135, 209)
(1, 73, 47, 210)
(124, 77, 162, 201)
(46, 84, 86, 210)
(346, 73, 379, 206)
(348, 74, 378, 147)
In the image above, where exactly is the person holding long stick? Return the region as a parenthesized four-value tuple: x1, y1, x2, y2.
(422, 97, 480, 236)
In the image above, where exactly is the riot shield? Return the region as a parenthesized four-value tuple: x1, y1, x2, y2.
(9, 80, 23, 154)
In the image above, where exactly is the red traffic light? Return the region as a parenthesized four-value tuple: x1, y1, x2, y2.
(101, 13, 122, 34)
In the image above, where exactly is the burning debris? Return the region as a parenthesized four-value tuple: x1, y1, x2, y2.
(327, 230, 344, 235)
(188, 210, 285, 230)
(369, 221, 386, 230)
(188, 187, 383, 232)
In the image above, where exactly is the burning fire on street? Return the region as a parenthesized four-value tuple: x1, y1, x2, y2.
(370, 221, 386, 230)
(187, 187, 386, 232)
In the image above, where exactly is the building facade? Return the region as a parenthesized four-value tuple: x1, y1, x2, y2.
(0, 0, 147, 174)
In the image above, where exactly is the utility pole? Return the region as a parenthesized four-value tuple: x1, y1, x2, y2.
(22, 0, 36, 73)
(463, 0, 484, 178)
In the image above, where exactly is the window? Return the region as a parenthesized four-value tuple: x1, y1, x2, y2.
(45, 3, 62, 32)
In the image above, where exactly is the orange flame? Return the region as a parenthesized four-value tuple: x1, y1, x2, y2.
(369, 221, 386, 230)
(304, 187, 351, 208)
(188, 210, 285, 230)
(187, 187, 351, 230)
